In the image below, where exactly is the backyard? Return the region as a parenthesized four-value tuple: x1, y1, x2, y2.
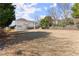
(0, 29, 79, 56)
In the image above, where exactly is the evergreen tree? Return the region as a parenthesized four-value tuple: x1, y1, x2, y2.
(0, 3, 15, 28)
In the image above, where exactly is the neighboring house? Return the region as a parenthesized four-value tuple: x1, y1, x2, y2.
(15, 18, 39, 31)
(9, 20, 16, 29)
(52, 19, 61, 25)
(73, 18, 79, 24)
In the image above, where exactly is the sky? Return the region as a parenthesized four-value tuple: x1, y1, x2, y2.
(10, 3, 73, 26)
(14, 3, 57, 21)
(13, 3, 73, 21)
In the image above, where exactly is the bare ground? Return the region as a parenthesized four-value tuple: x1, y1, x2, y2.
(0, 29, 79, 56)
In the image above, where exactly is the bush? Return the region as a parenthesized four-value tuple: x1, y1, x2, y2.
(44, 16, 53, 26)
(40, 19, 49, 29)
(65, 19, 74, 25)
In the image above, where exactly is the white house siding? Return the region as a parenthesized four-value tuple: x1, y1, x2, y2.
(15, 18, 27, 31)
(16, 24, 27, 31)
(15, 18, 40, 31)
(16, 24, 24, 31)
(15, 18, 35, 31)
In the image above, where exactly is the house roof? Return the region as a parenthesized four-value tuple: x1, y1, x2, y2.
(16, 18, 34, 23)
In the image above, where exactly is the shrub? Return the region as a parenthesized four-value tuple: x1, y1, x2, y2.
(44, 16, 53, 26)
(40, 19, 49, 29)
(65, 19, 74, 25)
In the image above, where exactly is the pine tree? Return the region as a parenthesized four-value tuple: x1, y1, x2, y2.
(0, 3, 15, 28)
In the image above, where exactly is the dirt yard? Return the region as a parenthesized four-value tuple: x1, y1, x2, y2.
(0, 29, 79, 56)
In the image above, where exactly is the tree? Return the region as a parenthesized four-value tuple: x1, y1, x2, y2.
(0, 3, 15, 28)
(49, 7, 57, 20)
(40, 19, 49, 29)
(58, 3, 74, 26)
(71, 3, 79, 18)
(48, 6, 59, 26)
(40, 16, 53, 29)
(71, 3, 79, 27)
(60, 3, 71, 20)
(61, 3, 68, 19)
(44, 16, 53, 26)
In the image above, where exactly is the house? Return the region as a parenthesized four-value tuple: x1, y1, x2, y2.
(9, 20, 16, 29)
(15, 18, 39, 31)
(73, 18, 79, 24)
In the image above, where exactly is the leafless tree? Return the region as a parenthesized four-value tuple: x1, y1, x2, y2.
(49, 7, 57, 20)
(60, 3, 69, 20)
(33, 14, 40, 29)
(59, 3, 75, 25)
(48, 7, 58, 25)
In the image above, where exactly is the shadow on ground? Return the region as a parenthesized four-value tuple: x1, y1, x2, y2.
(0, 31, 50, 49)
